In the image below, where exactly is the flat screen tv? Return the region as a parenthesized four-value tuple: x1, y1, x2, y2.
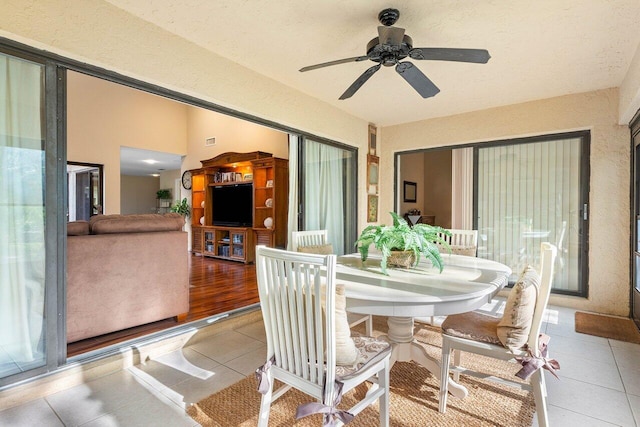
(211, 183, 253, 227)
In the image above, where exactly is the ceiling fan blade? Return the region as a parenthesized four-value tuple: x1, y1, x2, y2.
(378, 26, 405, 46)
(395, 62, 440, 98)
(409, 48, 490, 64)
(299, 56, 370, 72)
(339, 64, 382, 100)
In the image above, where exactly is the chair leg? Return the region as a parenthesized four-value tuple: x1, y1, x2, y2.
(379, 359, 390, 427)
(257, 371, 274, 427)
(452, 349, 461, 383)
(531, 370, 549, 427)
(439, 338, 452, 413)
(364, 315, 373, 337)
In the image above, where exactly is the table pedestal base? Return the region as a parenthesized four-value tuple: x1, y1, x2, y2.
(387, 316, 468, 400)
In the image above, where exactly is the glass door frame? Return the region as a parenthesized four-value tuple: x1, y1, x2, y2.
(630, 109, 640, 326)
(0, 46, 66, 388)
(473, 131, 591, 297)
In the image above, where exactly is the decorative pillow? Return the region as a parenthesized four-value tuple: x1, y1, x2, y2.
(319, 283, 361, 367)
(333, 284, 362, 366)
(496, 265, 540, 351)
(297, 243, 334, 255)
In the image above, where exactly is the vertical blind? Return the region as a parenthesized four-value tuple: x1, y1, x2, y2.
(477, 137, 582, 292)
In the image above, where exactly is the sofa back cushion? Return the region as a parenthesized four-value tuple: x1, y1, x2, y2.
(67, 221, 90, 236)
(90, 213, 184, 234)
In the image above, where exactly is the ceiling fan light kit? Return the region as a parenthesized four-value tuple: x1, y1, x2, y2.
(300, 8, 490, 100)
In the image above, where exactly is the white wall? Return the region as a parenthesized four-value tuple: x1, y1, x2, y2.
(67, 71, 189, 213)
(120, 175, 159, 214)
(382, 88, 630, 316)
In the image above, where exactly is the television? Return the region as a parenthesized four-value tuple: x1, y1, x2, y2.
(211, 183, 253, 227)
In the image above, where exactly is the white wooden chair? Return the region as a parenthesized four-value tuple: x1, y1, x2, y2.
(291, 229, 330, 251)
(437, 229, 479, 257)
(255, 246, 391, 427)
(291, 230, 373, 336)
(439, 242, 557, 427)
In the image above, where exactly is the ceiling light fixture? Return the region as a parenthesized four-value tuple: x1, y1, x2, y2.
(143, 159, 159, 164)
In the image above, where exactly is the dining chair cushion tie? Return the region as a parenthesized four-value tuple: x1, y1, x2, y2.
(441, 311, 502, 345)
(296, 380, 355, 426)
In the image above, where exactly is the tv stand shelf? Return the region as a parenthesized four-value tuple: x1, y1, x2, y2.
(188, 151, 288, 263)
(201, 226, 253, 263)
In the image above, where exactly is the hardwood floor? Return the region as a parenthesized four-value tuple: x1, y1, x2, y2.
(67, 254, 259, 358)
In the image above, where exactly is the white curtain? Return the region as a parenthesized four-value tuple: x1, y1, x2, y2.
(451, 147, 473, 229)
(286, 134, 299, 250)
(303, 140, 345, 255)
(0, 53, 46, 371)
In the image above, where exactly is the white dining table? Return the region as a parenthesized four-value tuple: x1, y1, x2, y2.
(336, 252, 511, 399)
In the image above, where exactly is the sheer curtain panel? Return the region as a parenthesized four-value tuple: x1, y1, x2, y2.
(0, 53, 46, 379)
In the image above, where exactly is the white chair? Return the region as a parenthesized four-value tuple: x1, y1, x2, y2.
(437, 229, 479, 257)
(291, 229, 330, 251)
(255, 246, 391, 427)
(291, 229, 373, 336)
(439, 242, 557, 427)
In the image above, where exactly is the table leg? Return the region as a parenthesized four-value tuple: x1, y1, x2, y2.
(386, 316, 468, 399)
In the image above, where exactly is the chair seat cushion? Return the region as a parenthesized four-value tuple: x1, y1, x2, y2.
(441, 311, 502, 345)
(298, 243, 334, 255)
(336, 334, 391, 380)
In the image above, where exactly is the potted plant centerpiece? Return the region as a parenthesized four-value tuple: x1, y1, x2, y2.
(355, 211, 451, 275)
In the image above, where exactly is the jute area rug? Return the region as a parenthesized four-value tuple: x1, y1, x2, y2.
(187, 318, 534, 427)
(575, 311, 640, 344)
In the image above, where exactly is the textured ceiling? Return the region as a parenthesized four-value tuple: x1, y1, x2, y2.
(105, 0, 640, 126)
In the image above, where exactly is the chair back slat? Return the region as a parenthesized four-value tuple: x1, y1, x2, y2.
(256, 246, 336, 388)
(527, 242, 557, 354)
(437, 229, 479, 256)
(291, 230, 328, 251)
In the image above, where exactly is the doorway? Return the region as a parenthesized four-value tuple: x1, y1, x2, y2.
(67, 162, 103, 221)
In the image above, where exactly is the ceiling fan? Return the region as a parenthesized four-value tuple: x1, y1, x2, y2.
(299, 8, 490, 100)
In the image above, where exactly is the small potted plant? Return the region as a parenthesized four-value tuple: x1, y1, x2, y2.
(171, 198, 191, 218)
(355, 211, 451, 275)
(156, 189, 171, 199)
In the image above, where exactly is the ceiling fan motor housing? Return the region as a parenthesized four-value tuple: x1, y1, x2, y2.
(366, 34, 413, 66)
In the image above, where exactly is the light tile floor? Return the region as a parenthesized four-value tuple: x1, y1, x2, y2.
(1, 302, 639, 426)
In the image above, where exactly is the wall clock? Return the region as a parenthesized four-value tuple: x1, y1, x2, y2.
(181, 170, 192, 190)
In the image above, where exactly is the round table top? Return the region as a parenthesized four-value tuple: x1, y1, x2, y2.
(336, 253, 512, 318)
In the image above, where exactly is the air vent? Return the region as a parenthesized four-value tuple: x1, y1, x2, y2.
(205, 137, 216, 146)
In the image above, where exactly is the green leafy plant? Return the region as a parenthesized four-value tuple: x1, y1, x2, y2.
(171, 198, 190, 218)
(355, 211, 451, 275)
(156, 189, 171, 199)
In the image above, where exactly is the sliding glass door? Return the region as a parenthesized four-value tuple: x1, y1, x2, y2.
(298, 138, 357, 255)
(0, 52, 49, 382)
(475, 132, 589, 295)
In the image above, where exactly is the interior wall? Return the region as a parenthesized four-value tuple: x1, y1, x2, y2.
(423, 150, 452, 228)
(381, 88, 629, 316)
(398, 152, 425, 216)
(120, 175, 159, 215)
(67, 71, 189, 214)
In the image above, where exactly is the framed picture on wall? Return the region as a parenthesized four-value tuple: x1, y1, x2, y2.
(367, 194, 378, 222)
(367, 154, 379, 194)
(368, 124, 377, 156)
(404, 181, 417, 203)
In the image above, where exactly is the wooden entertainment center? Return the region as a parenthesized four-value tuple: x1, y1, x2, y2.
(189, 151, 288, 263)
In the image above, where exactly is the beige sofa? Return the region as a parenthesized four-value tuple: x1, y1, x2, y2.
(66, 213, 189, 343)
